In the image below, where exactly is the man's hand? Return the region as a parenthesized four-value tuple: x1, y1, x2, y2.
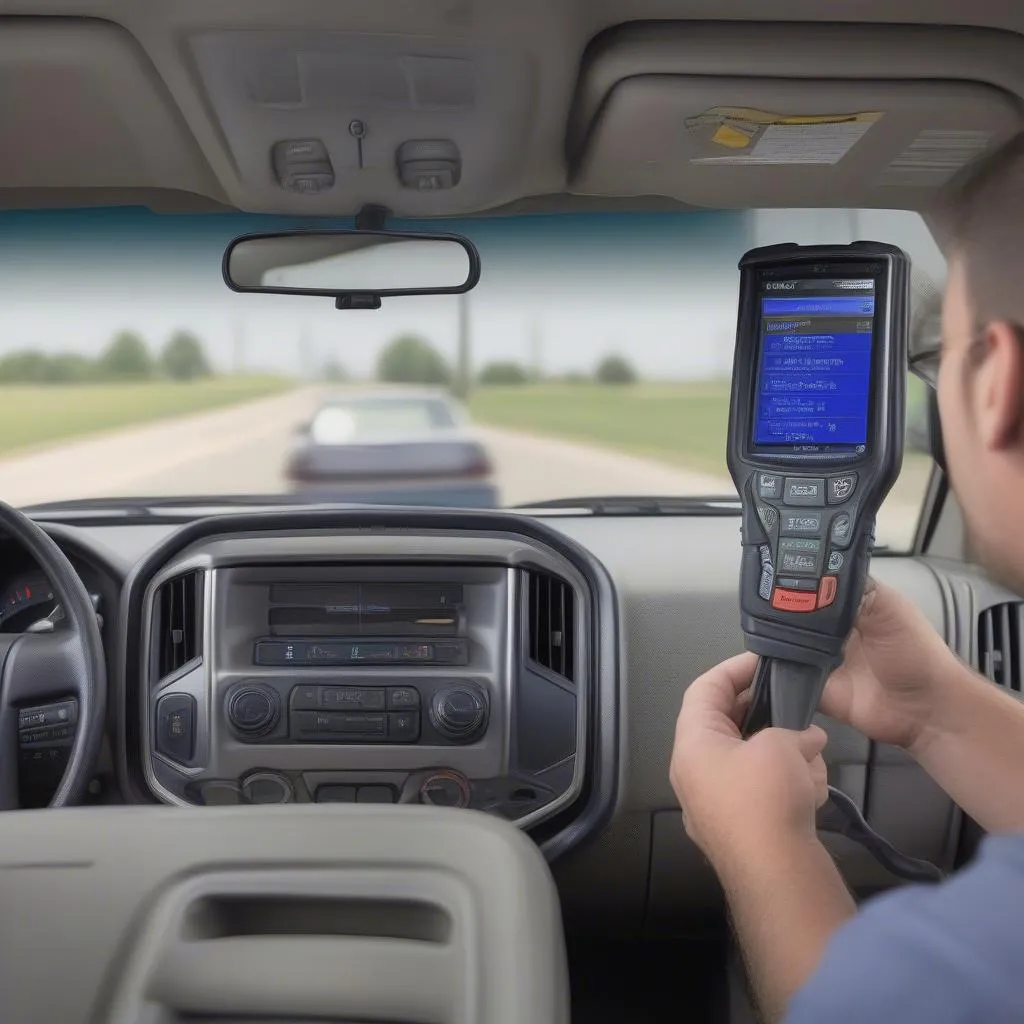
(669, 651, 829, 872)
(819, 578, 966, 755)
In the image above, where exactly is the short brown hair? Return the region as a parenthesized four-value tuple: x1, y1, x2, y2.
(951, 133, 1024, 324)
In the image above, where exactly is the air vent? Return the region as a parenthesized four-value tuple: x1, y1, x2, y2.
(527, 570, 575, 682)
(977, 602, 1023, 691)
(155, 571, 203, 679)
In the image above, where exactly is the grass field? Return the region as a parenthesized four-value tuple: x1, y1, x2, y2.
(468, 380, 934, 506)
(469, 381, 736, 475)
(0, 376, 292, 456)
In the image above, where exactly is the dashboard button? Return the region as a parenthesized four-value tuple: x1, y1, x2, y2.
(228, 685, 279, 737)
(291, 684, 319, 709)
(420, 770, 470, 808)
(357, 785, 397, 804)
(783, 477, 825, 506)
(771, 588, 818, 613)
(319, 712, 386, 737)
(242, 773, 292, 804)
(316, 785, 356, 803)
(429, 685, 487, 742)
(387, 686, 420, 710)
(388, 712, 420, 742)
(155, 693, 196, 762)
(320, 686, 385, 711)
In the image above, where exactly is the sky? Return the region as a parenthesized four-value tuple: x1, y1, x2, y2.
(0, 206, 945, 380)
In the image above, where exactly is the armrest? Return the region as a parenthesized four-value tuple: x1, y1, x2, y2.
(0, 805, 569, 1024)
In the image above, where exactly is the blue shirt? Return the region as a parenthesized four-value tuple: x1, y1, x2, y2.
(785, 834, 1024, 1023)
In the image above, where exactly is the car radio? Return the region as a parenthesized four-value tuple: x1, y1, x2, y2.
(224, 678, 489, 747)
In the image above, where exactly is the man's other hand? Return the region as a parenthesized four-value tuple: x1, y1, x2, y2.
(669, 651, 829, 873)
(820, 578, 964, 755)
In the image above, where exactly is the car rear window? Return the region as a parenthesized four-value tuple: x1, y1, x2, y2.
(309, 399, 455, 444)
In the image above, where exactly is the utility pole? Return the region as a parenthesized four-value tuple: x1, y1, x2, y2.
(529, 321, 543, 381)
(299, 326, 314, 381)
(455, 291, 471, 399)
(232, 319, 246, 376)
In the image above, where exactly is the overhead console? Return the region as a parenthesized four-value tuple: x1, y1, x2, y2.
(568, 22, 1024, 209)
(189, 30, 535, 216)
(120, 509, 619, 860)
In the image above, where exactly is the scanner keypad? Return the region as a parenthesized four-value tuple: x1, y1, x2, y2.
(754, 472, 860, 613)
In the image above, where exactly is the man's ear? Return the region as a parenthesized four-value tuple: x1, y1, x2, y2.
(977, 320, 1024, 449)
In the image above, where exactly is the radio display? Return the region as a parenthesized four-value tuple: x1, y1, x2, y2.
(752, 275, 876, 450)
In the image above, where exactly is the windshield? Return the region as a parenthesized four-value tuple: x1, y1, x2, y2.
(0, 206, 941, 548)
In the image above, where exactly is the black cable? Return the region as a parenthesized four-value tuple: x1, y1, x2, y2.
(820, 785, 945, 884)
(742, 656, 945, 884)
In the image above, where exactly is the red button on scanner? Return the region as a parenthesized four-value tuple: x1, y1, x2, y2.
(771, 587, 818, 613)
(817, 576, 838, 609)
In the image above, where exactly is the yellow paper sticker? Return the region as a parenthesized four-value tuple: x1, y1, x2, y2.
(686, 108, 883, 165)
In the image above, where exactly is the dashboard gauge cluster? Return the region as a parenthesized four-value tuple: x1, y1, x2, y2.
(0, 573, 56, 632)
(0, 572, 101, 633)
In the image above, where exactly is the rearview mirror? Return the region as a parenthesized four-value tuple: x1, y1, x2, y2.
(222, 229, 480, 308)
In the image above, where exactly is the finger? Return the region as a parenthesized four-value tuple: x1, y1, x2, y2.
(795, 724, 829, 761)
(679, 652, 759, 720)
(810, 754, 829, 808)
(728, 685, 754, 729)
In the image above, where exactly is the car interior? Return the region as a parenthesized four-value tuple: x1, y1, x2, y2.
(0, 3, 1021, 1023)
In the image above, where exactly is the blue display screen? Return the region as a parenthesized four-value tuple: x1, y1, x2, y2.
(752, 278, 876, 447)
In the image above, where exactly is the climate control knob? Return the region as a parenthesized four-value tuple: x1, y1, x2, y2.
(428, 684, 487, 742)
(227, 685, 280, 738)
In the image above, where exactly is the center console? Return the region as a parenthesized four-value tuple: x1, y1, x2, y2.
(125, 512, 619, 859)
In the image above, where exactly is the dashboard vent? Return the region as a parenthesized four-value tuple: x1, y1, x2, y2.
(527, 570, 575, 682)
(155, 571, 203, 678)
(977, 602, 1023, 691)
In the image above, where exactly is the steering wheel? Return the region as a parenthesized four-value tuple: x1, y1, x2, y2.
(0, 502, 106, 809)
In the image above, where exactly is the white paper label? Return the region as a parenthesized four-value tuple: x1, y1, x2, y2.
(879, 129, 994, 186)
(693, 119, 876, 165)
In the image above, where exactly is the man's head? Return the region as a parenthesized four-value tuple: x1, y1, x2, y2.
(940, 135, 1024, 590)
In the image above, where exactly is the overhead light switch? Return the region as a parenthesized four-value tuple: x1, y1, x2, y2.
(396, 139, 461, 190)
(273, 139, 335, 194)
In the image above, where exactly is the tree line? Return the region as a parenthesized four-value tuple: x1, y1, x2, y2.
(0, 330, 212, 384)
(374, 334, 637, 387)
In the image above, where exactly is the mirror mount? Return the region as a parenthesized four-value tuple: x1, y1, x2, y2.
(354, 203, 390, 232)
(336, 293, 383, 310)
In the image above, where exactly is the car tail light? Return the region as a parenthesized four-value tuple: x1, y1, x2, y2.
(463, 448, 493, 478)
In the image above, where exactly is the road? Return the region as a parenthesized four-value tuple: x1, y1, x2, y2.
(0, 386, 921, 543)
(0, 385, 731, 508)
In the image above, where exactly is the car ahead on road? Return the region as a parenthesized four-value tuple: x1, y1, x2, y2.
(284, 389, 499, 507)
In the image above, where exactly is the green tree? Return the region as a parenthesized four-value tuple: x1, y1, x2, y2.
(478, 360, 529, 385)
(0, 350, 51, 383)
(377, 334, 451, 386)
(558, 370, 589, 385)
(98, 330, 152, 381)
(160, 330, 211, 381)
(47, 352, 94, 383)
(595, 353, 637, 385)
